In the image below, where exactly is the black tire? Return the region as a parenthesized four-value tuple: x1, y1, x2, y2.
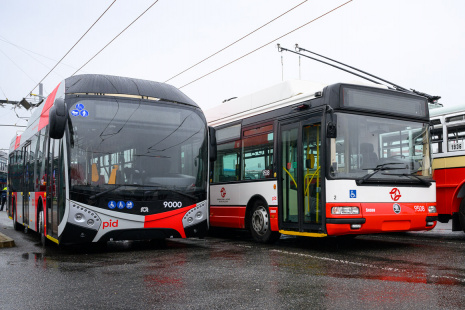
(248, 200, 281, 243)
(459, 199, 465, 234)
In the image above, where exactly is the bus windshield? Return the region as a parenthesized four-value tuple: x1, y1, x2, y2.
(330, 113, 432, 182)
(68, 98, 208, 210)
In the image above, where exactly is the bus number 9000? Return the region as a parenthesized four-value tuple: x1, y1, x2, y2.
(163, 201, 183, 208)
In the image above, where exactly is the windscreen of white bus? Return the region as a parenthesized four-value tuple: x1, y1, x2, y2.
(329, 113, 432, 183)
(67, 98, 208, 214)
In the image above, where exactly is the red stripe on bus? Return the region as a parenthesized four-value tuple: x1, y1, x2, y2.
(326, 202, 437, 236)
(210, 206, 246, 229)
(269, 206, 279, 231)
(38, 83, 60, 132)
(434, 167, 465, 216)
(143, 203, 197, 238)
(14, 135, 21, 150)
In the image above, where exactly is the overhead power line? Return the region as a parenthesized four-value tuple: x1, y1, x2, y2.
(179, 0, 353, 89)
(71, 0, 160, 76)
(0, 35, 82, 71)
(0, 124, 27, 127)
(0, 36, 65, 79)
(0, 48, 37, 84)
(26, 0, 117, 97)
(164, 0, 308, 83)
(0, 85, 7, 98)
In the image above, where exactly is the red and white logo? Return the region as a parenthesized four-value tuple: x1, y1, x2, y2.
(220, 187, 226, 198)
(390, 188, 401, 201)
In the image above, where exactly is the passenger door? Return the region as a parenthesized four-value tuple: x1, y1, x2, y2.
(22, 143, 31, 226)
(46, 139, 60, 239)
(278, 119, 323, 233)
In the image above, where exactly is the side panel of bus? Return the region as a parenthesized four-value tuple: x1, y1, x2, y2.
(210, 181, 278, 230)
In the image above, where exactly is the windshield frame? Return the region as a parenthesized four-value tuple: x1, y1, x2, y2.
(64, 95, 208, 211)
(327, 111, 433, 185)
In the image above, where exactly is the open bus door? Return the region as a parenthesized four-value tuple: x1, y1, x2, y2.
(278, 119, 325, 236)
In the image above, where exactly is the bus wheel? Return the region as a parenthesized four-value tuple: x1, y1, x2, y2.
(249, 201, 280, 243)
(459, 199, 465, 233)
(38, 210, 47, 246)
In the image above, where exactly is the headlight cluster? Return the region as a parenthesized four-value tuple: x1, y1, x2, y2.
(331, 206, 360, 215)
(182, 201, 207, 228)
(428, 206, 437, 213)
(70, 203, 101, 231)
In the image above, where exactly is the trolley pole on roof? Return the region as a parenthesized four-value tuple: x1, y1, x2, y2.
(277, 43, 441, 104)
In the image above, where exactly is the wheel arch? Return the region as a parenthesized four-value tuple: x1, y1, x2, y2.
(451, 181, 465, 214)
(244, 194, 268, 230)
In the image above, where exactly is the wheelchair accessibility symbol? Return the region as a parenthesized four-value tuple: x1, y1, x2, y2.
(349, 190, 357, 198)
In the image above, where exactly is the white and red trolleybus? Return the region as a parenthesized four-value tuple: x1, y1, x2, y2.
(430, 105, 465, 233)
(7, 74, 214, 245)
(206, 80, 438, 242)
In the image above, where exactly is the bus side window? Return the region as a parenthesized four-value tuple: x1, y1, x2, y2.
(213, 141, 240, 183)
(431, 123, 443, 154)
(446, 123, 465, 152)
(242, 132, 274, 180)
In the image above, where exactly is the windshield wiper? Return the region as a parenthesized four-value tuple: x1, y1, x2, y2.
(356, 163, 407, 185)
(384, 172, 432, 186)
(145, 186, 197, 200)
(89, 185, 125, 200)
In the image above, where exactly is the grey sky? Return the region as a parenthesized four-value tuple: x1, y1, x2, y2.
(1, 0, 464, 151)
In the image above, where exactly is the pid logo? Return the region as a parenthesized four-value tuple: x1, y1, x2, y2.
(390, 188, 401, 201)
(102, 219, 118, 230)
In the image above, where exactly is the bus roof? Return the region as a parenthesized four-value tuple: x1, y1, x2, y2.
(9, 74, 199, 153)
(205, 80, 327, 126)
(65, 74, 198, 107)
(429, 105, 464, 118)
(204, 79, 391, 127)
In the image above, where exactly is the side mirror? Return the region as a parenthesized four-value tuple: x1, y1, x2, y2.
(49, 98, 68, 139)
(327, 122, 337, 138)
(209, 126, 217, 162)
(326, 106, 337, 139)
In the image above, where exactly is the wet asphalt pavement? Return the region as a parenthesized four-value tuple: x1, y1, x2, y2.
(1, 210, 465, 310)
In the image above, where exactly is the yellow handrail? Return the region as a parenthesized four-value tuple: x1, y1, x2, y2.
(283, 166, 298, 188)
(304, 166, 321, 196)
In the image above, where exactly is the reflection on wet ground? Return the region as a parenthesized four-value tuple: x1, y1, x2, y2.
(2, 220, 465, 309)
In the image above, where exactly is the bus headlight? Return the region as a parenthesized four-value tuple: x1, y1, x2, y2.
(75, 213, 84, 222)
(87, 219, 95, 226)
(182, 201, 207, 228)
(428, 206, 437, 213)
(332, 206, 360, 215)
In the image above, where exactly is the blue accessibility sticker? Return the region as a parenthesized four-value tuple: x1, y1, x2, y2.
(108, 201, 116, 209)
(80, 110, 89, 117)
(117, 201, 125, 209)
(76, 103, 85, 111)
(126, 201, 134, 209)
(71, 109, 80, 116)
(349, 190, 357, 198)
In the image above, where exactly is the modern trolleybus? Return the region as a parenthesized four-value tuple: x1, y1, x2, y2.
(430, 105, 465, 233)
(206, 80, 438, 242)
(7, 74, 215, 245)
